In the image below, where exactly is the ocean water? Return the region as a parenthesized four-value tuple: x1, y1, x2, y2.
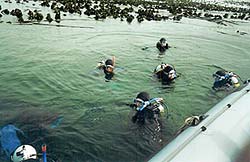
(0, 1, 250, 161)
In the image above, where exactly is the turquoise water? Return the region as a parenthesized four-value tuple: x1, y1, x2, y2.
(1, 5, 250, 161)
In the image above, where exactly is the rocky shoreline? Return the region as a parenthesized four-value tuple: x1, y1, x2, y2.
(0, 0, 250, 25)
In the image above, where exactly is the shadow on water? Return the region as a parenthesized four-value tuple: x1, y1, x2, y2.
(0, 100, 65, 161)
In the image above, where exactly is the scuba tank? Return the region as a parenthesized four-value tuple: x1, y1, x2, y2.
(149, 98, 164, 113)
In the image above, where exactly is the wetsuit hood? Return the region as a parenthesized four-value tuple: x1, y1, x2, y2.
(136, 92, 150, 101)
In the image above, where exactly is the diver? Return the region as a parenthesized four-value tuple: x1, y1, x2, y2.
(154, 63, 177, 84)
(0, 124, 48, 162)
(176, 114, 206, 135)
(212, 70, 240, 90)
(156, 38, 169, 53)
(129, 92, 165, 131)
(97, 56, 115, 81)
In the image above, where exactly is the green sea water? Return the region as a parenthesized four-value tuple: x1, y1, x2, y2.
(0, 4, 250, 161)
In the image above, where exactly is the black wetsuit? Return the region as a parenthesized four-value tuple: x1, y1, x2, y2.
(132, 104, 161, 125)
(103, 68, 114, 80)
(131, 92, 161, 125)
(156, 42, 169, 53)
(155, 65, 176, 84)
(213, 70, 232, 89)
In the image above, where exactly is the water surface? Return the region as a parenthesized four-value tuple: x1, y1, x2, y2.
(0, 4, 250, 161)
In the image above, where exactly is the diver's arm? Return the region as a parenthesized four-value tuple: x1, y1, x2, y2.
(97, 61, 105, 69)
(112, 56, 115, 67)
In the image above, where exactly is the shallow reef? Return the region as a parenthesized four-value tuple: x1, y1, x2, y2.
(0, 0, 249, 24)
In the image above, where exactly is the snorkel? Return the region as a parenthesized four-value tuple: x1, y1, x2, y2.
(42, 144, 47, 162)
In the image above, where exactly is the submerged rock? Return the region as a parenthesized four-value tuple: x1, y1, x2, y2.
(27, 10, 34, 20)
(126, 14, 134, 23)
(55, 10, 61, 23)
(41, 0, 50, 7)
(223, 13, 229, 18)
(173, 14, 182, 21)
(10, 8, 22, 18)
(0, 0, 249, 25)
(1, 9, 10, 15)
(46, 13, 53, 23)
(34, 10, 43, 22)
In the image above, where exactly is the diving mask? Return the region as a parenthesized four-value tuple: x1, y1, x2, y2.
(168, 70, 176, 79)
(134, 98, 151, 111)
(106, 65, 114, 73)
(134, 98, 145, 108)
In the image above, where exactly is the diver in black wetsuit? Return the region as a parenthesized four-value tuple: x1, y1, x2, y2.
(154, 63, 177, 85)
(129, 92, 165, 131)
(97, 56, 115, 81)
(212, 70, 240, 90)
(156, 38, 169, 53)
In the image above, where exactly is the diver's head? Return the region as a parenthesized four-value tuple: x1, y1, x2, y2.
(11, 145, 37, 162)
(215, 70, 227, 77)
(159, 38, 168, 47)
(134, 98, 145, 108)
(162, 65, 176, 81)
(134, 92, 150, 110)
(105, 65, 114, 73)
(136, 92, 150, 102)
(159, 38, 166, 44)
(105, 59, 113, 65)
(105, 59, 114, 73)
